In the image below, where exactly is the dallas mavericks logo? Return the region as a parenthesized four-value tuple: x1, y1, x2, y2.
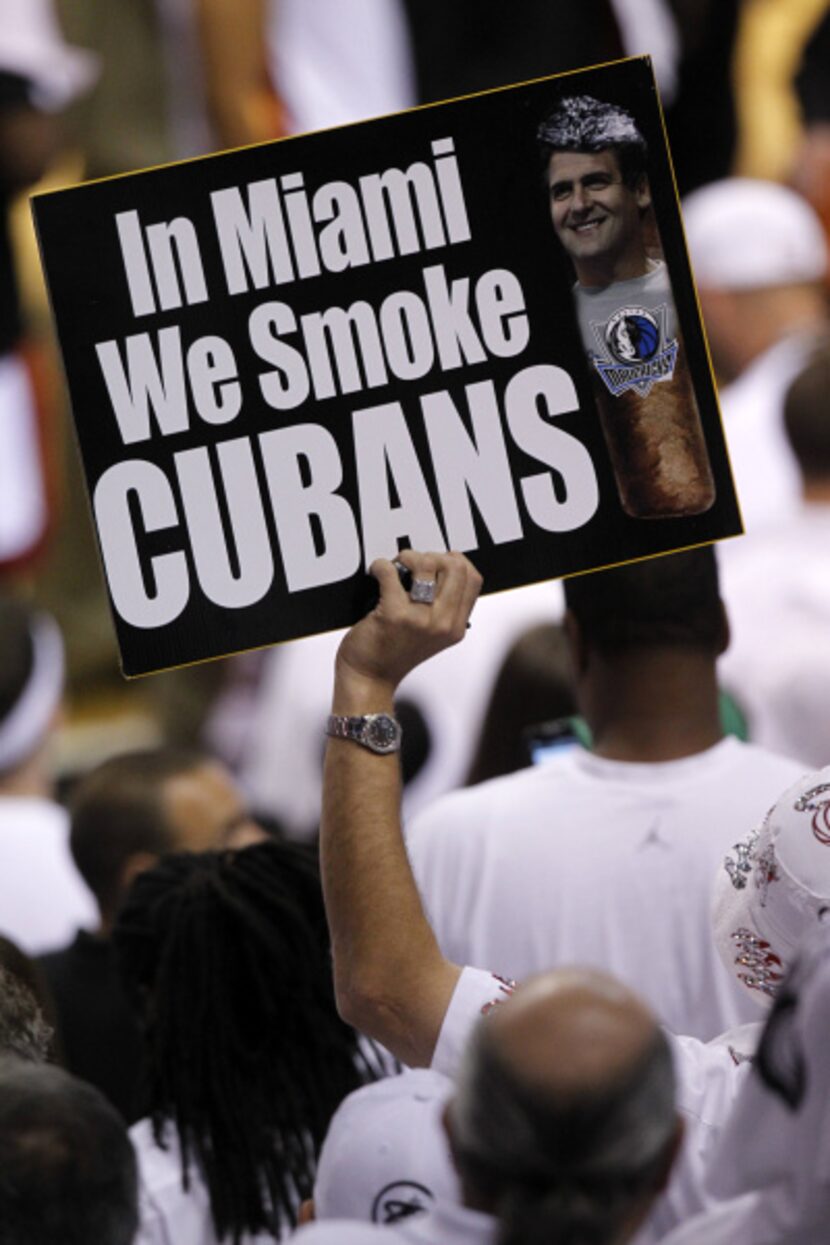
(607, 311, 659, 364)
(591, 305, 678, 397)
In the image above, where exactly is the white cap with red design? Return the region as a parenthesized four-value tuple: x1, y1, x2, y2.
(712, 766, 830, 1006)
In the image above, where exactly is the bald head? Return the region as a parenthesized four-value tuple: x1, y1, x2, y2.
(448, 969, 678, 1245)
(490, 968, 659, 1098)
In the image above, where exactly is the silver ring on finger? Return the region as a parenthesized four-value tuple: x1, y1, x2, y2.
(410, 578, 437, 605)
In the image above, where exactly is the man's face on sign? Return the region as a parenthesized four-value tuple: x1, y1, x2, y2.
(547, 148, 650, 276)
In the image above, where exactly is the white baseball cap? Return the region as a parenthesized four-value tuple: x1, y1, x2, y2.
(712, 766, 830, 1006)
(682, 179, 828, 290)
(314, 1069, 459, 1225)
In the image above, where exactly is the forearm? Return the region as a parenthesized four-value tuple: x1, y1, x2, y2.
(195, 0, 285, 147)
(322, 662, 458, 1066)
(319, 552, 479, 1066)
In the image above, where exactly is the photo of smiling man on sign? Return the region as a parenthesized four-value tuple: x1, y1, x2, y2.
(539, 95, 716, 520)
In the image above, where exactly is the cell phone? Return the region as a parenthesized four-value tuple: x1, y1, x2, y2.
(523, 717, 587, 765)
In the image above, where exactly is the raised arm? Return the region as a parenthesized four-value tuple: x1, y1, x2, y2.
(321, 550, 481, 1067)
(195, 0, 286, 148)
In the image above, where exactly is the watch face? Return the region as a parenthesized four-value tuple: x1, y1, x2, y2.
(366, 714, 400, 752)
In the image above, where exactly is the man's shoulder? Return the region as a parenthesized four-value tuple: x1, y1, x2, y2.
(0, 794, 67, 832)
(682, 738, 806, 815)
(574, 258, 669, 300)
(407, 753, 580, 842)
(643, 257, 670, 288)
(408, 739, 805, 845)
(130, 1118, 216, 1238)
(668, 1027, 754, 1128)
(723, 738, 807, 783)
(130, 1117, 179, 1184)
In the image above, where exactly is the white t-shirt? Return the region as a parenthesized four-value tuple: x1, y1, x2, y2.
(715, 331, 820, 543)
(573, 260, 682, 401)
(131, 1118, 278, 1245)
(0, 796, 96, 955)
(658, 1193, 809, 1245)
(718, 505, 830, 767)
(407, 738, 805, 1040)
(431, 966, 751, 1245)
(0, 356, 49, 567)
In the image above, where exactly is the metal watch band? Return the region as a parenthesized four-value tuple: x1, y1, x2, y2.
(325, 713, 402, 755)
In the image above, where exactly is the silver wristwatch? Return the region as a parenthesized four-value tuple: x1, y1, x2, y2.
(325, 713, 402, 755)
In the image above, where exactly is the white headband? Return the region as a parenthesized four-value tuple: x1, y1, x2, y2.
(0, 614, 63, 771)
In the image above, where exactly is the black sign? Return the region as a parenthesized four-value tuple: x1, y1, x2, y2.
(33, 57, 740, 676)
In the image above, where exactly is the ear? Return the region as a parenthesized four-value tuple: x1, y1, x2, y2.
(298, 1199, 316, 1225)
(635, 175, 652, 212)
(118, 851, 160, 902)
(563, 609, 588, 678)
(224, 819, 269, 851)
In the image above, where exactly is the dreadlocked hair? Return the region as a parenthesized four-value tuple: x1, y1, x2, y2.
(112, 840, 379, 1243)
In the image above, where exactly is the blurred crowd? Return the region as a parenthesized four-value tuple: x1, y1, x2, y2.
(1, 1, 830, 1243)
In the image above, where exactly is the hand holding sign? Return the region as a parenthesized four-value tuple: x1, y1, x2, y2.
(336, 550, 482, 701)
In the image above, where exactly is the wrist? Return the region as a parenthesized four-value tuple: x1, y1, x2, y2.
(332, 658, 396, 715)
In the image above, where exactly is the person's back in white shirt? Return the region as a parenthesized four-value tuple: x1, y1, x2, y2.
(718, 344, 830, 766)
(0, 602, 95, 954)
(409, 726, 803, 1041)
(131, 1119, 278, 1245)
(408, 548, 810, 1041)
(0, 797, 96, 954)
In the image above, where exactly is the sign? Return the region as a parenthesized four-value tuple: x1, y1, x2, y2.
(33, 57, 740, 676)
